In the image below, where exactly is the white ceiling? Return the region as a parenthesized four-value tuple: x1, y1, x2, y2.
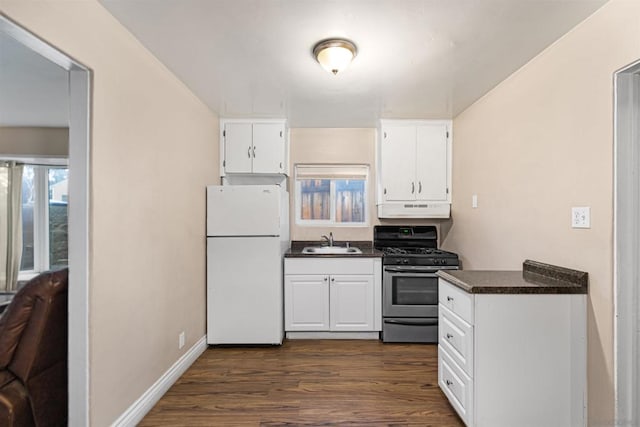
(0, 1, 607, 128)
(0, 32, 69, 127)
(99, 0, 607, 128)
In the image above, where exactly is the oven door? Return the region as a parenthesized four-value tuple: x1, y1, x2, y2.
(383, 266, 440, 318)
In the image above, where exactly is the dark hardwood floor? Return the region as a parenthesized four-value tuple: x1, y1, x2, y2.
(140, 339, 464, 426)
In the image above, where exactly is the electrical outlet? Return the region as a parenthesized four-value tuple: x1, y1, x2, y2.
(571, 207, 590, 229)
(179, 331, 185, 349)
(472, 194, 478, 209)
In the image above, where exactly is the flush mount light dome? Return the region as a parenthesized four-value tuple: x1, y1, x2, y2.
(313, 38, 358, 75)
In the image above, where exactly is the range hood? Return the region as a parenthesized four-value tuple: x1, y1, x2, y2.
(377, 202, 450, 219)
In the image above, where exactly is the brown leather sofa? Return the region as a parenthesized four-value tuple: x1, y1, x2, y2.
(0, 268, 68, 426)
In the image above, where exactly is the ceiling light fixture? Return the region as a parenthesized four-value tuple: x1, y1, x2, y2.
(313, 38, 358, 75)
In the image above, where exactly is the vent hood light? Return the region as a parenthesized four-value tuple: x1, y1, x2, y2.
(313, 38, 357, 75)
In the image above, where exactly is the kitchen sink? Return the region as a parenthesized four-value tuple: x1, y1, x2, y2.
(301, 246, 362, 255)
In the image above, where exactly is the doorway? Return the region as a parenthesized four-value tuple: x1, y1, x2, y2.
(0, 14, 91, 426)
(614, 61, 640, 427)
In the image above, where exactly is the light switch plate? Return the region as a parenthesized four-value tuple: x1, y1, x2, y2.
(571, 207, 590, 229)
(472, 194, 478, 209)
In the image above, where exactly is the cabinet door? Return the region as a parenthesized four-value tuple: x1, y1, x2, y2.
(330, 275, 374, 331)
(224, 123, 253, 173)
(416, 124, 448, 201)
(252, 123, 285, 174)
(284, 275, 329, 331)
(380, 126, 417, 201)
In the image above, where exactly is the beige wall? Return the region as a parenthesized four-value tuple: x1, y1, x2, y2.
(0, 126, 68, 156)
(444, 1, 640, 424)
(289, 127, 445, 243)
(0, 1, 218, 425)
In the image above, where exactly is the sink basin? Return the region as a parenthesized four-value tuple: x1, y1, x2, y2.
(301, 246, 362, 255)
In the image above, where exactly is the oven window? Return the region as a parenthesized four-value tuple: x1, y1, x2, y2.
(392, 276, 438, 305)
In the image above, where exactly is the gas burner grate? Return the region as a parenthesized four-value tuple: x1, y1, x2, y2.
(380, 247, 444, 256)
(380, 247, 408, 255)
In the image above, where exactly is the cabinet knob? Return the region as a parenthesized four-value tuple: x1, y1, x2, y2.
(247, 146, 251, 158)
(445, 379, 453, 386)
(411, 182, 415, 194)
(280, 162, 283, 169)
(324, 277, 328, 282)
(252, 146, 256, 157)
(447, 296, 454, 302)
(446, 333, 453, 339)
(418, 181, 422, 193)
(331, 277, 335, 282)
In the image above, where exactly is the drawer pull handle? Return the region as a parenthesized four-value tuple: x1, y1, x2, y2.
(446, 333, 453, 339)
(445, 379, 453, 386)
(447, 296, 454, 301)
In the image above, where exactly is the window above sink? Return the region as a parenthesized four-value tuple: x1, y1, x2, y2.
(294, 164, 369, 227)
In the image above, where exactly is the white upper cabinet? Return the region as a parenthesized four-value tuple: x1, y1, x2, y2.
(220, 119, 288, 176)
(377, 119, 452, 218)
(223, 123, 253, 174)
(416, 124, 448, 201)
(380, 126, 416, 201)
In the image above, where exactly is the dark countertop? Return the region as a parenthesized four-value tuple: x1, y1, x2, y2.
(437, 260, 588, 294)
(285, 240, 384, 258)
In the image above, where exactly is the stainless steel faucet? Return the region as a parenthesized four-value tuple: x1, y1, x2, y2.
(321, 232, 334, 246)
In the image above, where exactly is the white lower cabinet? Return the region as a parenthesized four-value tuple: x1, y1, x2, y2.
(438, 278, 587, 427)
(284, 274, 329, 330)
(330, 275, 375, 331)
(284, 258, 382, 332)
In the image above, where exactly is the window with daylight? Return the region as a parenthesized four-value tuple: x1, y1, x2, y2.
(20, 165, 69, 279)
(295, 164, 368, 226)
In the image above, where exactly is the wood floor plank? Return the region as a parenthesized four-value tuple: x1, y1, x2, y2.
(140, 340, 464, 426)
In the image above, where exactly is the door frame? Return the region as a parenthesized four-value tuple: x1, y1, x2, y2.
(614, 59, 640, 426)
(0, 14, 91, 426)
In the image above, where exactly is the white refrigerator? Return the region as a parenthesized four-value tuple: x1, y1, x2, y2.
(206, 185, 289, 344)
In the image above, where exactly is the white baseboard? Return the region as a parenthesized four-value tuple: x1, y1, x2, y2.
(111, 335, 207, 427)
(285, 331, 380, 340)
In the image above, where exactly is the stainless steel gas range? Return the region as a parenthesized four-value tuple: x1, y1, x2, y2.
(374, 225, 460, 343)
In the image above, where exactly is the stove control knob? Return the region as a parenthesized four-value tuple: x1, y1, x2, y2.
(402, 259, 409, 265)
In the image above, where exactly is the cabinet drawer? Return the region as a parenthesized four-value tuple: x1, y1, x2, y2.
(439, 279, 474, 324)
(439, 304, 474, 377)
(285, 258, 376, 275)
(439, 345, 473, 426)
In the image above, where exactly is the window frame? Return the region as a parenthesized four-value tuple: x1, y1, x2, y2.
(294, 164, 369, 227)
(18, 164, 68, 281)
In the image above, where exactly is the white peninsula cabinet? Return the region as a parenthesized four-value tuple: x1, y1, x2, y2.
(220, 119, 288, 176)
(437, 267, 587, 427)
(377, 119, 451, 218)
(284, 257, 382, 337)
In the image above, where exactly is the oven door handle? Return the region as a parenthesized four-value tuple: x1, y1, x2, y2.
(384, 319, 438, 326)
(383, 267, 439, 275)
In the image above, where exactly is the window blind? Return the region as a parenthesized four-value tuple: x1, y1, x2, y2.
(295, 164, 369, 180)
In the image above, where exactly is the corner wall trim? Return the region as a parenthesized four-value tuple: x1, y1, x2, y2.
(111, 336, 208, 427)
